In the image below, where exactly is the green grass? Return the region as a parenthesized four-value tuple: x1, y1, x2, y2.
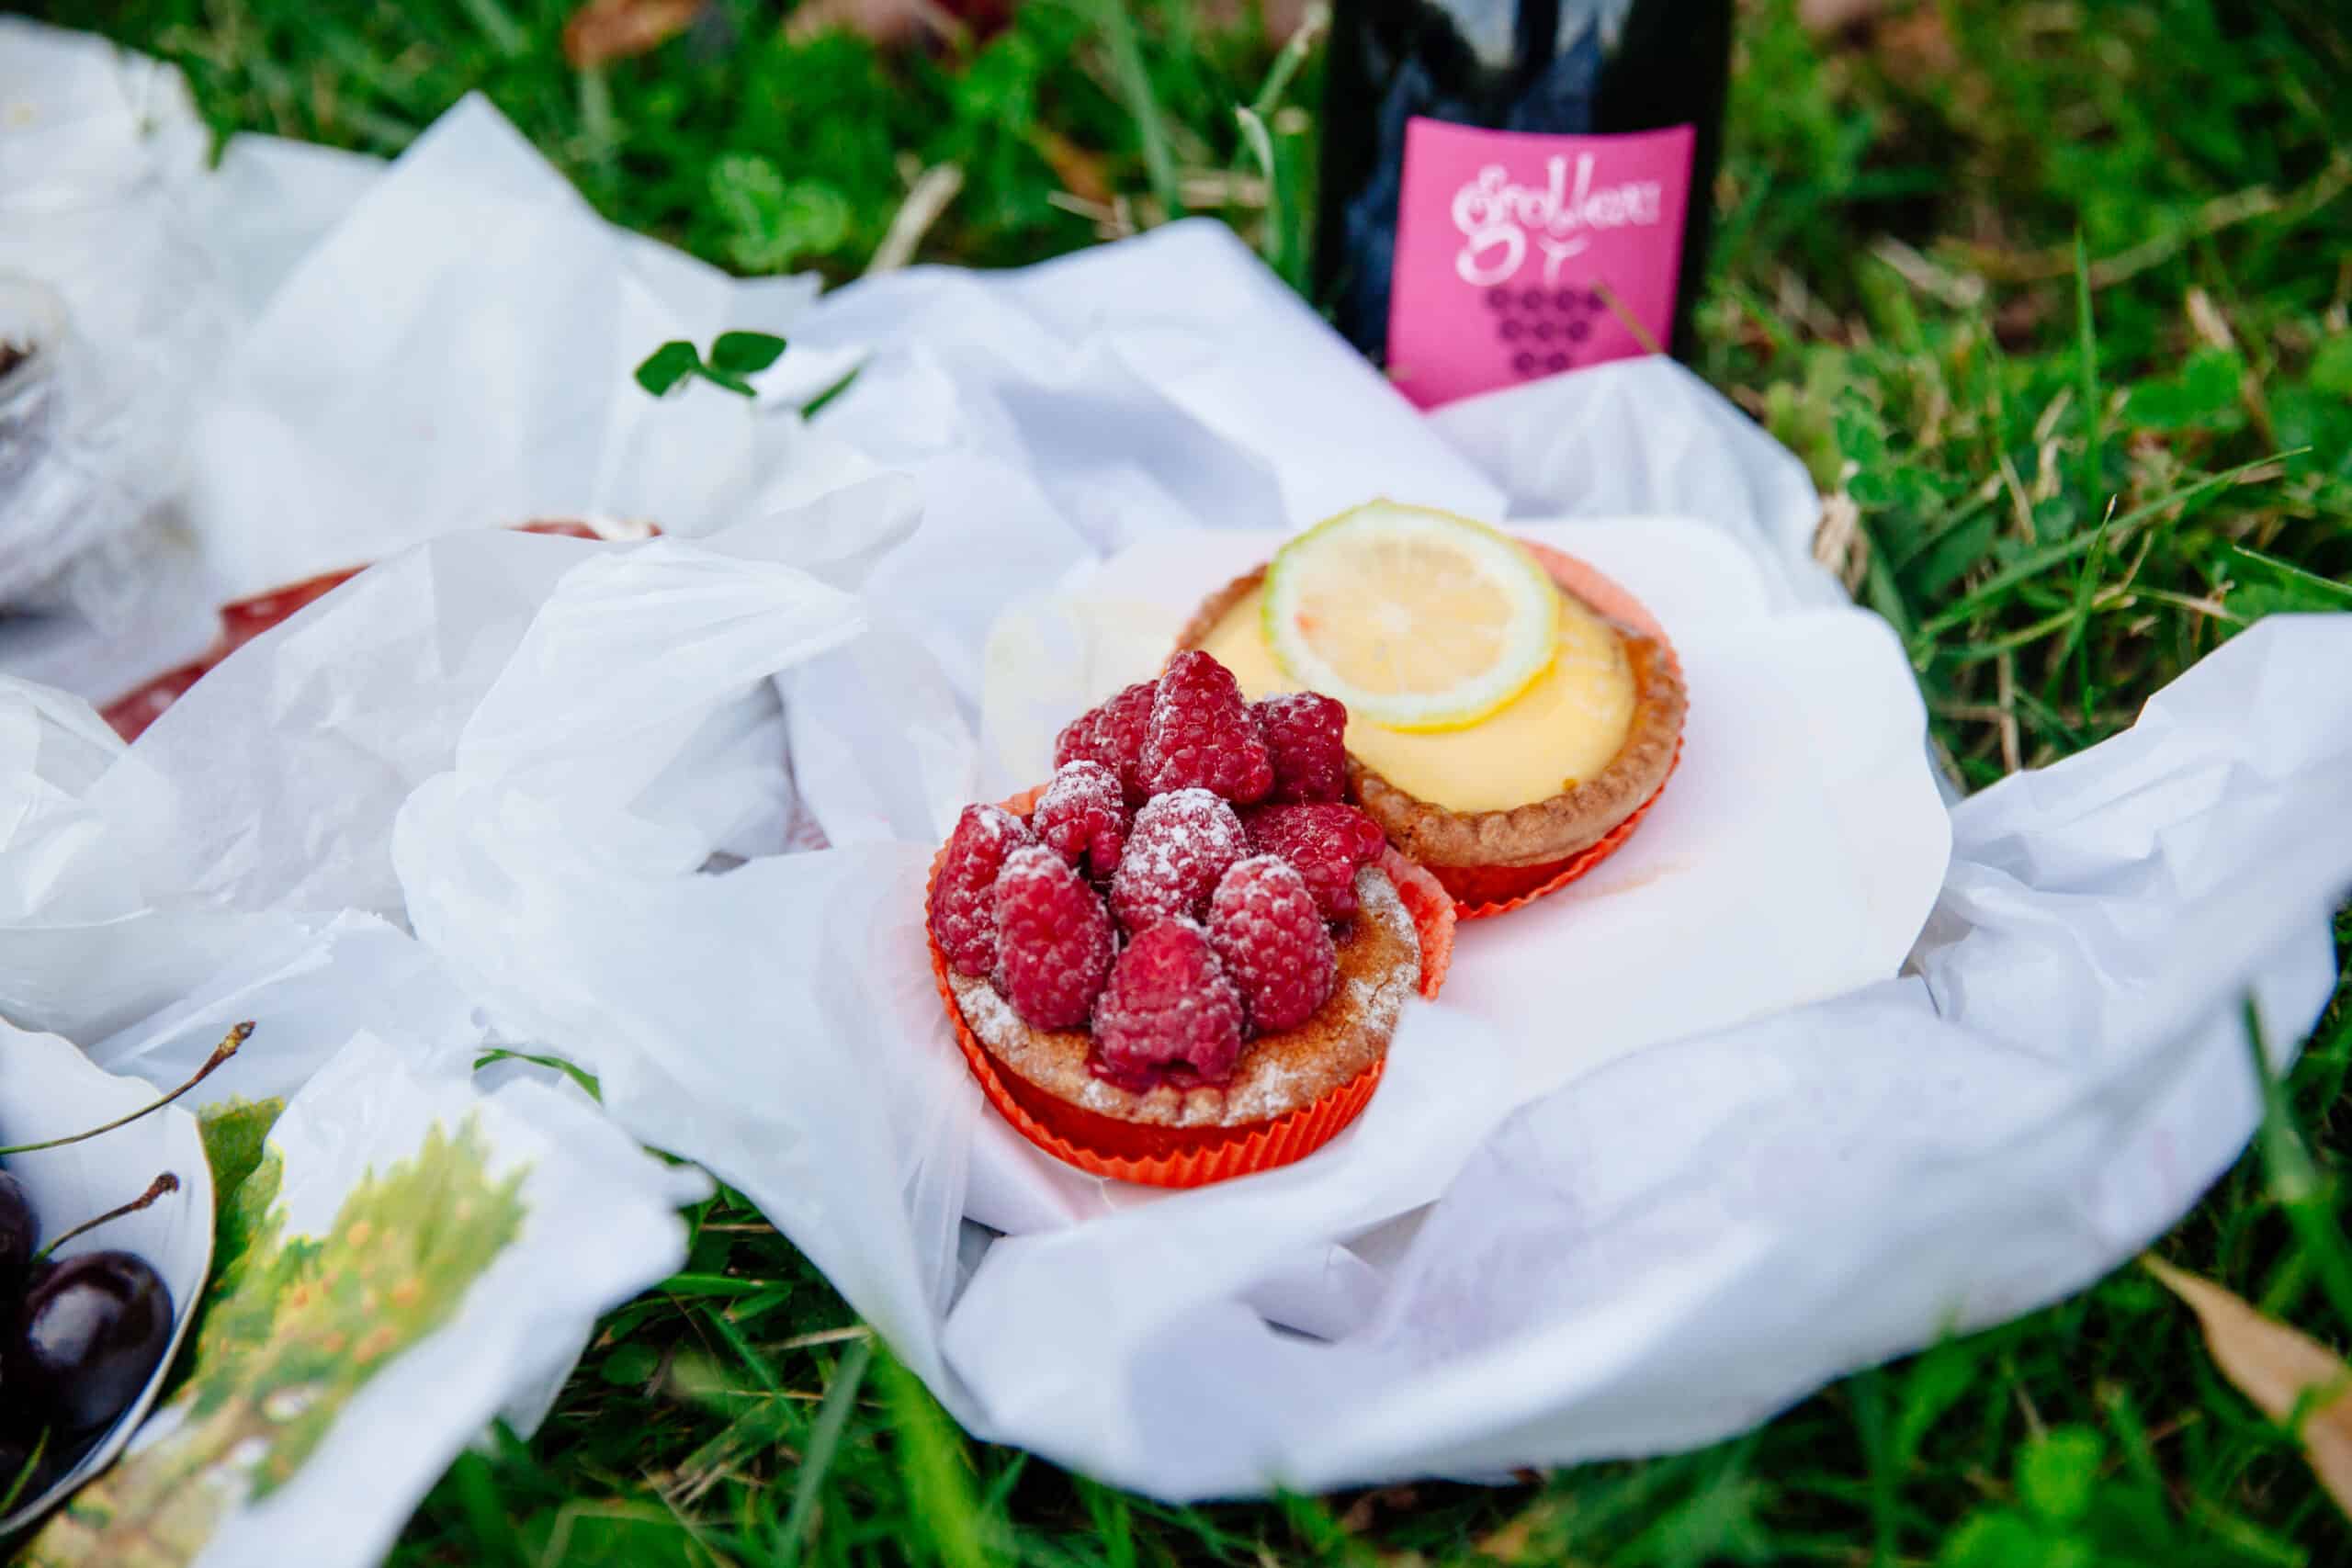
(24, 0, 2352, 1561)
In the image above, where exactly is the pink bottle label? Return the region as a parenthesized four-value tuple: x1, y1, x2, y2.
(1385, 118, 1695, 409)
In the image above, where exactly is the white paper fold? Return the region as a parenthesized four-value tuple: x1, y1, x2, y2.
(0, 18, 232, 613)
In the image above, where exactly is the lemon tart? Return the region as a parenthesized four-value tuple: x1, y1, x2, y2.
(1173, 502, 1687, 915)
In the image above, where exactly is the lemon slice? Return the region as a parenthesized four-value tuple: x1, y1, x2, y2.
(1261, 502, 1560, 732)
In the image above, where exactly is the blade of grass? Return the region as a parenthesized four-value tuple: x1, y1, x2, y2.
(2226, 545, 2352, 608)
(452, 0, 527, 58)
(1092, 0, 1182, 221)
(878, 1348, 989, 1568)
(444, 1450, 528, 1568)
(1912, 449, 2307, 642)
(777, 1339, 873, 1568)
(2052, 494, 2118, 716)
(1233, 106, 1285, 278)
(1247, 0, 1326, 120)
(2075, 231, 2104, 516)
(2243, 999, 2352, 1334)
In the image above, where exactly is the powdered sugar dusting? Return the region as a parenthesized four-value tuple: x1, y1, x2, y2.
(1339, 866, 1417, 1044)
(948, 863, 1423, 1131)
(1109, 787, 1247, 932)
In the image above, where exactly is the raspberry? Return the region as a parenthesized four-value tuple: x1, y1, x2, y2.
(993, 846, 1114, 1029)
(1109, 788, 1247, 934)
(929, 804, 1035, 977)
(1209, 856, 1337, 1032)
(1137, 651, 1273, 804)
(1251, 692, 1349, 805)
(1091, 919, 1245, 1084)
(1031, 760, 1127, 877)
(1242, 803, 1387, 919)
(1054, 680, 1156, 805)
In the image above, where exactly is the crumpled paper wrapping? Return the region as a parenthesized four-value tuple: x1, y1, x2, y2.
(0, 19, 232, 620)
(0, 60, 2348, 1525)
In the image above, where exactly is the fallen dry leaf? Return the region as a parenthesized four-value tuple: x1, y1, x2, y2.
(563, 0, 704, 67)
(1800, 0, 1884, 34)
(1033, 127, 1114, 209)
(2145, 1255, 2352, 1515)
(786, 0, 999, 48)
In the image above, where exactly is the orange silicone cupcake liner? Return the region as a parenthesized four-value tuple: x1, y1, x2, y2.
(1435, 541, 1685, 921)
(926, 791, 1455, 1189)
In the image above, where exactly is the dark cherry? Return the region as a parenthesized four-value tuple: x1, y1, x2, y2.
(10, 1251, 174, 1438)
(0, 1172, 33, 1305)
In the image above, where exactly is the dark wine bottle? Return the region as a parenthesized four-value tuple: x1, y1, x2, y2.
(1315, 0, 1733, 408)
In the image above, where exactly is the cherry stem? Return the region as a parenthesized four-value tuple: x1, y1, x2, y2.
(0, 1427, 48, 1515)
(30, 1172, 179, 1267)
(0, 1021, 250, 1157)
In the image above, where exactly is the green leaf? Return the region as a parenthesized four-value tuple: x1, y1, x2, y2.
(2018, 1427, 2104, 1524)
(1894, 1338, 1984, 1472)
(709, 154, 851, 273)
(2123, 347, 2248, 433)
(2270, 387, 2352, 480)
(634, 341, 704, 398)
(1904, 511, 1997, 601)
(1938, 1510, 2050, 1568)
(600, 1344, 661, 1387)
(2309, 333, 2352, 400)
(707, 331, 787, 377)
(198, 1096, 285, 1211)
(2226, 545, 2352, 615)
(474, 1048, 602, 1102)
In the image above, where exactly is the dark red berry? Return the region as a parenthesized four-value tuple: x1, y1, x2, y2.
(1109, 788, 1248, 934)
(1031, 761, 1127, 877)
(12, 1250, 174, 1438)
(1241, 802, 1387, 919)
(0, 1172, 33, 1303)
(1251, 693, 1349, 805)
(992, 846, 1114, 1029)
(1209, 856, 1337, 1032)
(928, 804, 1035, 977)
(1054, 680, 1157, 805)
(1137, 651, 1272, 804)
(1091, 919, 1245, 1084)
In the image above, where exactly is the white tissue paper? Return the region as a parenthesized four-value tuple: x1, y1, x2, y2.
(0, 19, 232, 622)
(0, 1025, 212, 1534)
(0, 51, 849, 710)
(0, 51, 2348, 1531)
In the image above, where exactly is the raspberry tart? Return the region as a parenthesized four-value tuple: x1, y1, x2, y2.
(1174, 502, 1687, 918)
(926, 650, 1454, 1188)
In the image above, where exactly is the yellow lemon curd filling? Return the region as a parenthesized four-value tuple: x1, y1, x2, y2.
(1199, 583, 1636, 815)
